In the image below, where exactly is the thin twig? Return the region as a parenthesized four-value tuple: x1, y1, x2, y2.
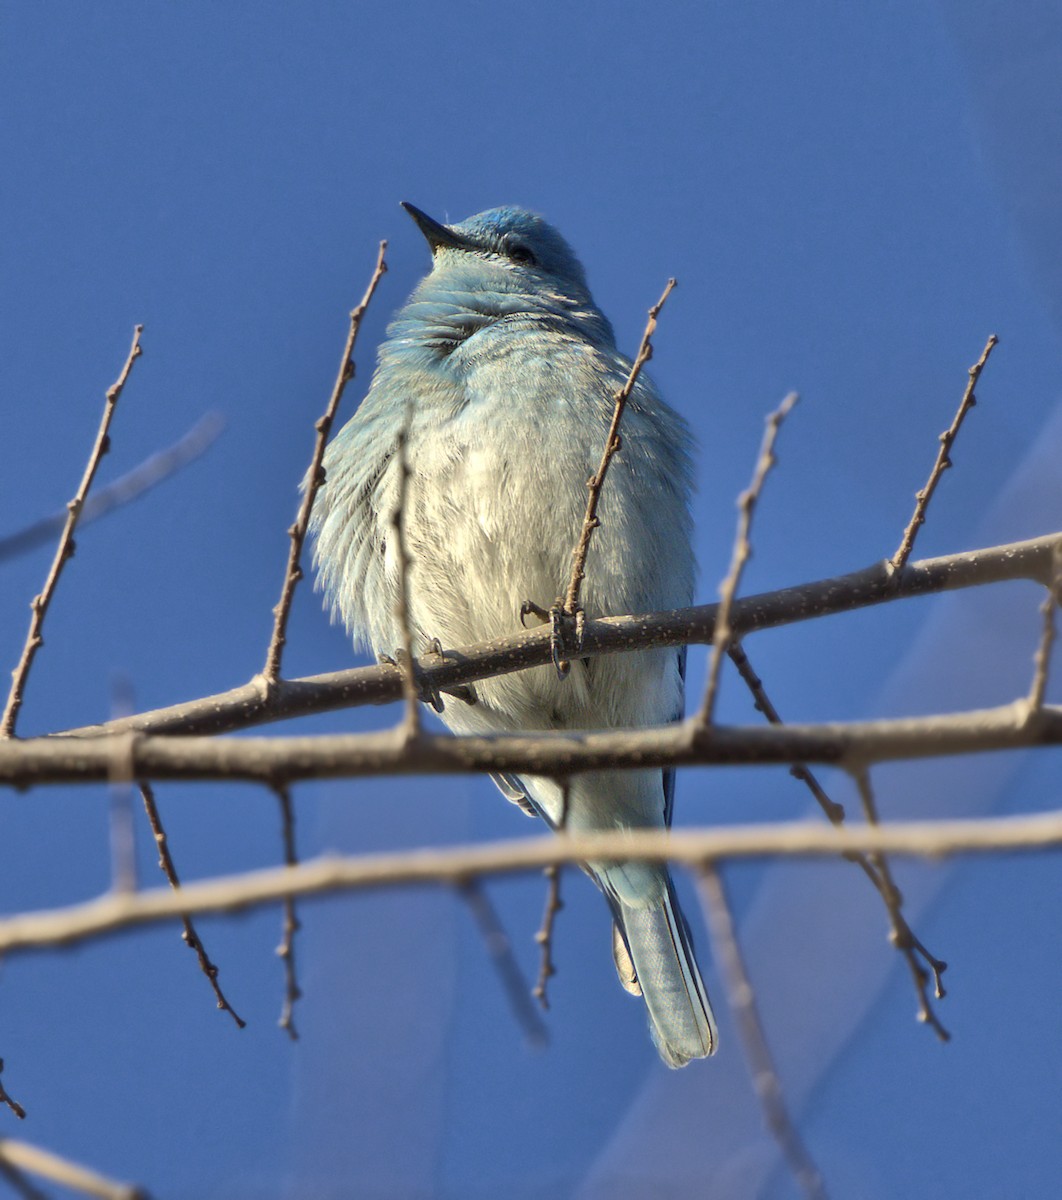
(697, 863, 828, 1200)
(0, 1060, 26, 1120)
(532, 866, 563, 1010)
(532, 780, 569, 1009)
(1027, 543, 1062, 714)
(459, 881, 548, 1046)
(389, 409, 421, 737)
(1, 811, 1061, 956)
(2, 326, 144, 738)
(851, 769, 949, 1041)
(891, 335, 998, 572)
(56, 533, 1062, 741)
(0, 1138, 149, 1200)
(273, 783, 301, 1040)
(727, 640, 948, 1021)
(262, 242, 388, 685)
(0, 413, 224, 564)
(108, 677, 138, 894)
(697, 393, 798, 726)
(137, 782, 245, 1028)
(564, 278, 676, 616)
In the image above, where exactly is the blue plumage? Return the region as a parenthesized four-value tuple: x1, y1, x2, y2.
(310, 203, 716, 1066)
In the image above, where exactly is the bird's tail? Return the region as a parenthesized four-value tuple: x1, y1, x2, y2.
(614, 877, 717, 1068)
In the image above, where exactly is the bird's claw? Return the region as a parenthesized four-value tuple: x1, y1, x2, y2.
(549, 602, 584, 680)
(520, 600, 551, 628)
(379, 645, 446, 713)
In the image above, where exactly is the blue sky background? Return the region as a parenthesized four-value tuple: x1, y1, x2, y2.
(1, 3, 1060, 1197)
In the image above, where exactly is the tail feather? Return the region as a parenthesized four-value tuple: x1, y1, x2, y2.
(615, 879, 717, 1067)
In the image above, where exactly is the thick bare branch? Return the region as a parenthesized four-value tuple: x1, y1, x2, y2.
(6, 701, 1060, 789)
(57, 533, 1062, 741)
(2, 326, 144, 737)
(0, 811, 1059, 956)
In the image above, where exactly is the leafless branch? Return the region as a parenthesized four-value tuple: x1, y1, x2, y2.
(0, 1138, 148, 1200)
(697, 862, 828, 1200)
(459, 881, 548, 1046)
(0, 413, 223, 564)
(56, 533, 1062, 741)
(727, 640, 948, 1035)
(2, 326, 144, 738)
(389, 411, 421, 737)
(9, 698, 1061, 791)
(697, 393, 798, 726)
(273, 783, 301, 1040)
(262, 242, 388, 685)
(1028, 543, 1062, 714)
(1, 811, 1059, 956)
(0, 1060, 26, 1121)
(559, 278, 677, 665)
(137, 782, 245, 1028)
(532, 865, 564, 1011)
(851, 769, 949, 1040)
(891, 335, 998, 572)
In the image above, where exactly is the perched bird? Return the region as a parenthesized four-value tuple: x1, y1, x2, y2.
(310, 203, 716, 1066)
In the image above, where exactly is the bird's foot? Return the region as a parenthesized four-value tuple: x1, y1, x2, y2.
(378, 645, 447, 713)
(520, 599, 584, 680)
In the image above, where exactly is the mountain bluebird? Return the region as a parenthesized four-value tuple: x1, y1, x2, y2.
(310, 203, 716, 1067)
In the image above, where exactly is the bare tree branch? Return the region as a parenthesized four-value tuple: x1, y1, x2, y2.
(459, 881, 548, 1046)
(697, 862, 828, 1200)
(891, 335, 998, 572)
(1028, 542, 1062, 714)
(0, 413, 224, 565)
(55, 533, 1062, 741)
(0, 1060, 26, 1121)
(272, 783, 301, 1040)
(552, 278, 677, 672)
(137, 782, 245, 1028)
(0, 812, 1059, 956)
(698, 392, 798, 726)
(262, 242, 388, 685)
(2, 326, 144, 738)
(6, 700, 1060, 790)
(0, 1138, 148, 1200)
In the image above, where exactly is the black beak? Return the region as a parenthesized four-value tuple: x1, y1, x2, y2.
(401, 202, 473, 254)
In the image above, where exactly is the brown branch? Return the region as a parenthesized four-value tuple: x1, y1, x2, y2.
(2, 326, 144, 738)
(728, 640, 948, 1034)
(137, 782, 245, 1028)
(891, 335, 998, 572)
(851, 769, 949, 1041)
(5, 700, 1062, 790)
(1028, 543, 1062, 714)
(262, 242, 388, 685)
(532, 865, 564, 1010)
(697, 393, 798, 726)
(561, 278, 676, 621)
(0, 1138, 149, 1200)
(1, 811, 1058, 956)
(57, 533, 1062, 742)
(697, 863, 828, 1200)
(459, 881, 548, 1046)
(389, 412, 421, 737)
(532, 780, 569, 1009)
(0, 413, 223, 564)
(272, 784, 301, 1040)
(0, 1060, 26, 1120)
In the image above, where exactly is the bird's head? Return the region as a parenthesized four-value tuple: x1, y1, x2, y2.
(401, 203, 593, 304)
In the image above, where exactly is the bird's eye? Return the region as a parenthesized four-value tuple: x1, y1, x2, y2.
(508, 244, 537, 266)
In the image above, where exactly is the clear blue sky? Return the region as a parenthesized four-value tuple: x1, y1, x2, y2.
(1, 3, 1060, 1197)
